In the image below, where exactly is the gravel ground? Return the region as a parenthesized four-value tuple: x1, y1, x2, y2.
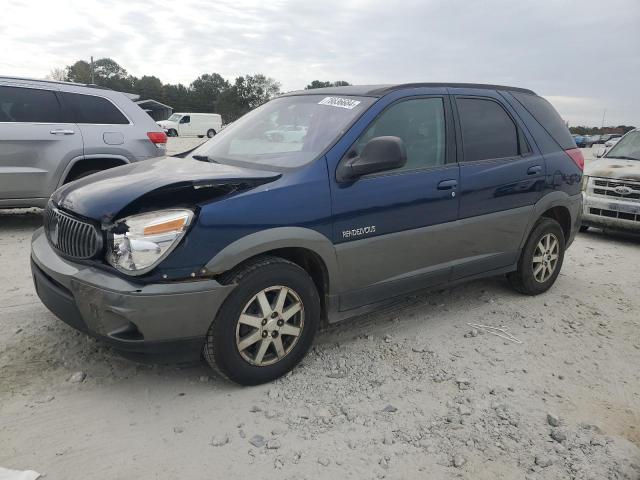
(1, 146, 639, 479)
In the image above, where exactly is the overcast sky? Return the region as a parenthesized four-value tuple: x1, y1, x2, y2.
(3, 0, 639, 126)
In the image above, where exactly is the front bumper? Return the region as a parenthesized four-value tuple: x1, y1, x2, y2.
(31, 228, 235, 362)
(582, 194, 640, 232)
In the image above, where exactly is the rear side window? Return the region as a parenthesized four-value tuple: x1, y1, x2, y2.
(456, 97, 520, 162)
(61, 92, 129, 124)
(512, 92, 574, 150)
(0, 86, 63, 123)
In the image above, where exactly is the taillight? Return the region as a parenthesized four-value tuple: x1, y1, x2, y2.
(147, 131, 167, 147)
(565, 148, 584, 170)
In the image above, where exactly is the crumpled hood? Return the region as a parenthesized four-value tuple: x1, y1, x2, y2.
(51, 156, 280, 222)
(585, 158, 640, 182)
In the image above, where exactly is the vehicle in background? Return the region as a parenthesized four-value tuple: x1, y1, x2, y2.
(157, 113, 222, 138)
(0, 76, 167, 209)
(31, 83, 583, 385)
(582, 129, 640, 233)
(604, 136, 622, 148)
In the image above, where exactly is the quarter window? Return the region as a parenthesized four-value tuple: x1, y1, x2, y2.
(0, 86, 63, 123)
(61, 92, 129, 124)
(355, 98, 446, 171)
(457, 98, 521, 162)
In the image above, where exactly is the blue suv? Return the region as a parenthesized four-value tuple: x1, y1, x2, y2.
(31, 84, 584, 385)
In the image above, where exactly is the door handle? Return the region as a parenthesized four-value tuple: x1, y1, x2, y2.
(50, 129, 75, 135)
(527, 165, 542, 175)
(437, 179, 458, 190)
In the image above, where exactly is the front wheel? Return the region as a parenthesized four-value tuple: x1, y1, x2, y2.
(507, 218, 565, 295)
(207, 129, 216, 138)
(167, 129, 178, 137)
(203, 257, 320, 385)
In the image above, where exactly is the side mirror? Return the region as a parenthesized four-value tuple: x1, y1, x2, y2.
(336, 136, 407, 182)
(595, 147, 606, 158)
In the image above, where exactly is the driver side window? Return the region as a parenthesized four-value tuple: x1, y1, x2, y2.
(180, 115, 190, 124)
(355, 98, 446, 171)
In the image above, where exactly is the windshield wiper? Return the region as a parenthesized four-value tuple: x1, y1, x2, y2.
(192, 155, 219, 163)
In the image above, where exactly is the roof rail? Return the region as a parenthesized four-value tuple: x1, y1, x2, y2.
(0, 76, 113, 90)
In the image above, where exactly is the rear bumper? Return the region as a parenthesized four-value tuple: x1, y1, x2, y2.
(582, 194, 640, 232)
(31, 228, 235, 363)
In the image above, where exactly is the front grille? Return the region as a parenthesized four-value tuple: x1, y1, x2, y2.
(589, 208, 640, 223)
(591, 178, 640, 201)
(44, 203, 103, 259)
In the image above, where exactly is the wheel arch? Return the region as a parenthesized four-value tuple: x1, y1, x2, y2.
(205, 227, 339, 310)
(520, 192, 581, 250)
(58, 155, 130, 187)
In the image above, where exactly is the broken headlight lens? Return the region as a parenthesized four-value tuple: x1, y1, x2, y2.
(106, 209, 193, 275)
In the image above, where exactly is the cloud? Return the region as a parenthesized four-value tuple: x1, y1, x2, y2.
(3, 0, 639, 125)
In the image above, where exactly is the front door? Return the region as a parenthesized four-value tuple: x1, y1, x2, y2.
(450, 93, 546, 279)
(330, 96, 460, 311)
(0, 84, 83, 201)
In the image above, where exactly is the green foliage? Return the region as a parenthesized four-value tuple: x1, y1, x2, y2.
(570, 125, 636, 135)
(305, 80, 351, 89)
(59, 58, 351, 123)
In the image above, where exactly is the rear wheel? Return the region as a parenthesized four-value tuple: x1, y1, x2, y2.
(508, 218, 565, 295)
(204, 257, 320, 385)
(207, 129, 216, 138)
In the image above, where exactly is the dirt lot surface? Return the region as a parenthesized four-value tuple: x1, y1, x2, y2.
(1, 145, 639, 479)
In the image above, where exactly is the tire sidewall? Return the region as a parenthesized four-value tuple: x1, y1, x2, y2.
(207, 129, 216, 138)
(519, 219, 566, 294)
(210, 263, 320, 385)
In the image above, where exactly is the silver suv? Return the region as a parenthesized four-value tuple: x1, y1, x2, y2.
(0, 77, 167, 208)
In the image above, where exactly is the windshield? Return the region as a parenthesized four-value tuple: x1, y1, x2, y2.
(191, 95, 375, 169)
(605, 131, 640, 160)
(168, 114, 182, 122)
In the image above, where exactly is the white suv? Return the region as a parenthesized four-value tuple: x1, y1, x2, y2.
(582, 129, 640, 232)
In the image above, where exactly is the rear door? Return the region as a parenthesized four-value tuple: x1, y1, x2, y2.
(451, 92, 545, 279)
(0, 84, 83, 201)
(330, 95, 460, 310)
(59, 91, 135, 162)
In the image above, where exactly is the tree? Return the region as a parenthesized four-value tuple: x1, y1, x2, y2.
(66, 60, 92, 83)
(47, 68, 68, 81)
(134, 76, 164, 102)
(218, 74, 281, 121)
(305, 80, 351, 89)
(190, 73, 230, 112)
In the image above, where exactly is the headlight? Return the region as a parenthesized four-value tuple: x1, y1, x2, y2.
(582, 175, 589, 191)
(106, 209, 193, 275)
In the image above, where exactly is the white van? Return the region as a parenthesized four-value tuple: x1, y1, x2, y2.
(158, 113, 222, 138)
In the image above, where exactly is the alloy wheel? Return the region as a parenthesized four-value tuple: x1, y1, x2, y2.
(532, 233, 559, 283)
(235, 286, 304, 366)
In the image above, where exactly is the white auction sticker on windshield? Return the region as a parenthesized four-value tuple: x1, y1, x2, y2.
(318, 97, 361, 109)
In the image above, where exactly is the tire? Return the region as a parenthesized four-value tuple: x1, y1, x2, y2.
(507, 217, 565, 295)
(207, 129, 216, 138)
(579, 225, 589, 233)
(203, 256, 320, 385)
(168, 129, 178, 137)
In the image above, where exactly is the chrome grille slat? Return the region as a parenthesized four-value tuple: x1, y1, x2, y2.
(43, 203, 102, 260)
